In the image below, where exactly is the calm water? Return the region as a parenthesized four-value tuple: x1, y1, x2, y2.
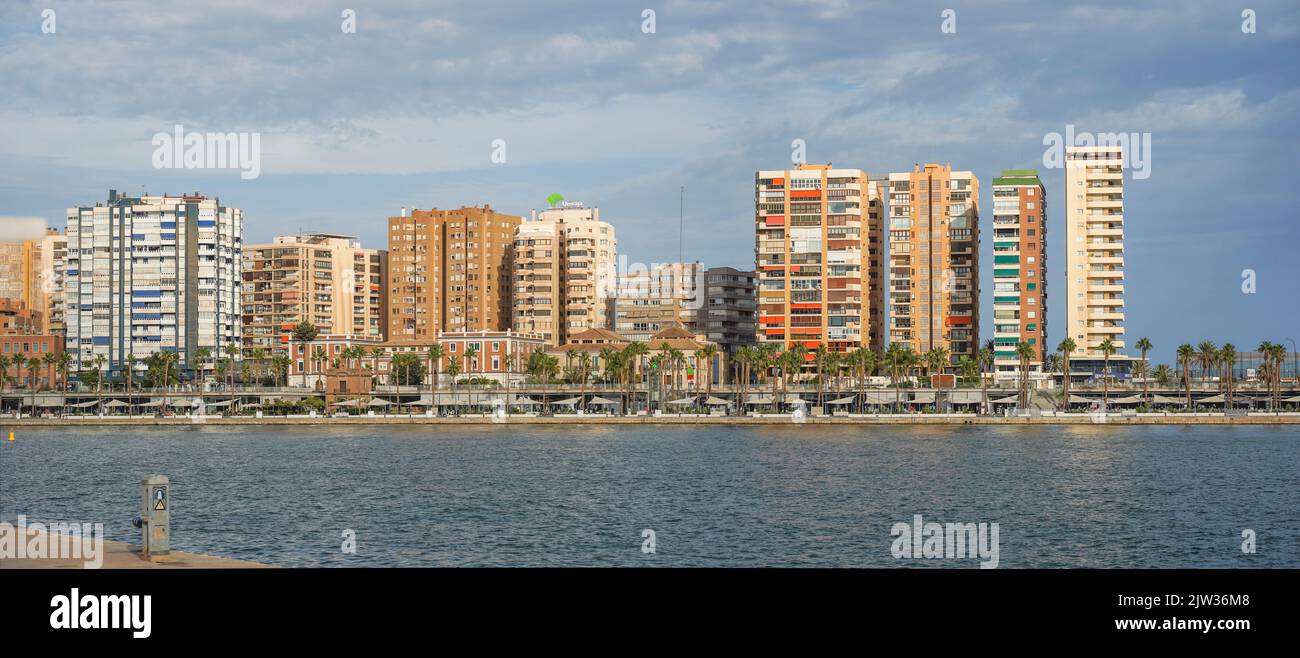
(1, 424, 1297, 567)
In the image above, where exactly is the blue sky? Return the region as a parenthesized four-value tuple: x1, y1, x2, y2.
(1, 0, 1297, 365)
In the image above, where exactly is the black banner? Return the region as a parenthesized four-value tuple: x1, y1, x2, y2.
(3, 568, 1291, 645)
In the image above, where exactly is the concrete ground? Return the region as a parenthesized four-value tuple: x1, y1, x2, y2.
(0, 527, 272, 569)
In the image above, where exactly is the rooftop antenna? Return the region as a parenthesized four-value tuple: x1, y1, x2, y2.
(678, 185, 684, 265)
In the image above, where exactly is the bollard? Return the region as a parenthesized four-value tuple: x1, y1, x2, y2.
(140, 475, 170, 557)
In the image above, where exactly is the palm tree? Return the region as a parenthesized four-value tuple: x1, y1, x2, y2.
(1015, 341, 1036, 410)
(290, 321, 319, 387)
(194, 346, 212, 388)
(446, 358, 462, 410)
(159, 351, 178, 415)
(223, 344, 240, 389)
(1153, 364, 1173, 388)
(0, 355, 10, 397)
(427, 343, 444, 405)
(1256, 341, 1275, 410)
(1045, 353, 1062, 378)
(623, 341, 649, 413)
(93, 354, 107, 415)
(249, 347, 266, 387)
(1220, 343, 1237, 410)
(26, 357, 42, 415)
(1098, 337, 1116, 408)
(1134, 337, 1152, 404)
(272, 355, 291, 388)
(1272, 343, 1288, 410)
(1196, 341, 1218, 386)
(125, 354, 137, 416)
(811, 343, 830, 409)
(312, 345, 328, 389)
(464, 345, 480, 410)
(577, 352, 592, 412)
(698, 343, 718, 407)
(1057, 338, 1077, 412)
(924, 347, 949, 412)
(539, 354, 559, 415)
(885, 343, 916, 413)
(1177, 344, 1196, 411)
(958, 355, 978, 391)
(55, 352, 72, 416)
(42, 351, 58, 413)
(978, 345, 995, 414)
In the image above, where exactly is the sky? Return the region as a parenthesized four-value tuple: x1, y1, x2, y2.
(1, 0, 1297, 366)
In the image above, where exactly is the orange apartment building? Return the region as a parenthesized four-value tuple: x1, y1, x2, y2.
(387, 206, 521, 343)
(887, 163, 980, 367)
(754, 164, 885, 363)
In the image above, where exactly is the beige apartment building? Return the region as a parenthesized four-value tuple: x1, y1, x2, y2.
(991, 170, 1048, 381)
(754, 164, 885, 361)
(387, 205, 520, 343)
(887, 164, 980, 367)
(1065, 145, 1127, 361)
(242, 233, 388, 354)
(0, 228, 66, 335)
(512, 203, 617, 346)
(613, 261, 703, 343)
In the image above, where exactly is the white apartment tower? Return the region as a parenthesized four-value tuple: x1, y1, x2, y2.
(65, 190, 243, 378)
(1064, 146, 1126, 360)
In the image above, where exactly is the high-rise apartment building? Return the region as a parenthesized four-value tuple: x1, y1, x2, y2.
(990, 170, 1047, 381)
(512, 203, 617, 346)
(887, 164, 979, 367)
(242, 234, 388, 354)
(700, 266, 757, 354)
(754, 164, 883, 360)
(64, 190, 243, 377)
(1065, 146, 1127, 363)
(614, 262, 703, 343)
(387, 205, 520, 343)
(0, 228, 67, 335)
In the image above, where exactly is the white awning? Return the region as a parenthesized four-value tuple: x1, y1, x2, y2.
(863, 391, 896, 404)
(203, 399, 236, 408)
(949, 390, 983, 404)
(552, 397, 581, 406)
(368, 398, 393, 407)
(1197, 394, 1226, 404)
(1069, 395, 1096, 403)
(911, 391, 936, 404)
(827, 396, 856, 405)
(992, 395, 1021, 404)
(704, 396, 729, 406)
(1111, 395, 1143, 404)
(103, 400, 130, 408)
(588, 396, 619, 406)
(1150, 395, 1182, 404)
(745, 396, 774, 405)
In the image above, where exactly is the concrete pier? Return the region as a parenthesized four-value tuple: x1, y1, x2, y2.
(0, 527, 272, 569)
